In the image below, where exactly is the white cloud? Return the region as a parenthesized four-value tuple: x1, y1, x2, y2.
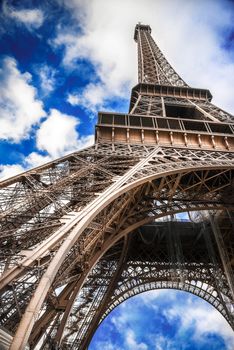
(54, 0, 234, 114)
(67, 83, 107, 113)
(0, 57, 46, 142)
(76, 134, 94, 150)
(0, 107, 94, 181)
(0, 152, 52, 181)
(52, 0, 137, 112)
(165, 298, 234, 350)
(126, 329, 148, 350)
(36, 108, 79, 157)
(67, 93, 79, 106)
(154, 335, 175, 350)
(139, 289, 175, 304)
(89, 341, 122, 350)
(0, 133, 94, 181)
(0, 164, 25, 180)
(36, 108, 94, 157)
(3, 2, 44, 29)
(38, 65, 57, 95)
(25, 152, 52, 168)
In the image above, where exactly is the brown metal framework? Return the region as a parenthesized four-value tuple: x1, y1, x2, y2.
(0, 23, 234, 349)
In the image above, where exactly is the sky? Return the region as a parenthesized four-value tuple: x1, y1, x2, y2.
(89, 290, 234, 350)
(0, 0, 234, 348)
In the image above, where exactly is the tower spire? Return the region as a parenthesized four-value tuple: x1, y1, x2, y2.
(134, 23, 188, 86)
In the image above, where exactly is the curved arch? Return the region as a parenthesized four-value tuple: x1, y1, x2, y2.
(30, 205, 225, 348)
(57, 211, 233, 349)
(10, 160, 234, 349)
(63, 216, 234, 350)
(101, 280, 232, 325)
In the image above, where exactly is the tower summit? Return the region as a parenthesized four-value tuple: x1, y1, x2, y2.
(0, 24, 234, 350)
(134, 23, 187, 86)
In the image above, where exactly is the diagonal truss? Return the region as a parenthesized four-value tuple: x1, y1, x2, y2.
(0, 24, 233, 349)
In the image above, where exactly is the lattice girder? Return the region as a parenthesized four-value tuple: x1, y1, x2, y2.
(134, 24, 187, 86)
(33, 179, 233, 348)
(0, 145, 232, 349)
(0, 144, 233, 349)
(59, 220, 234, 349)
(0, 22, 234, 350)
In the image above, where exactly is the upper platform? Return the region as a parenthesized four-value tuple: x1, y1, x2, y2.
(129, 83, 212, 114)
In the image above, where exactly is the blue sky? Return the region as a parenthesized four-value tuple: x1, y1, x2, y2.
(0, 0, 234, 348)
(90, 290, 234, 350)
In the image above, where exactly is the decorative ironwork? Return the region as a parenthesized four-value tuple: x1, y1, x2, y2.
(0, 24, 233, 350)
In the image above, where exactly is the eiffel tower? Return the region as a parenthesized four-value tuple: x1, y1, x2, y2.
(0, 23, 234, 350)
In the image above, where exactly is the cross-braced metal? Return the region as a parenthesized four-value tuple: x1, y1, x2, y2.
(0, 23, 234, 350)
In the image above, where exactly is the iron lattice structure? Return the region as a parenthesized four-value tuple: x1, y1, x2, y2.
(0, 23, 234, 350)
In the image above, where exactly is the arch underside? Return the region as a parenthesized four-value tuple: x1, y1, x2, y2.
(0, 144, 234, 349)
(58, 218, 234, 349)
